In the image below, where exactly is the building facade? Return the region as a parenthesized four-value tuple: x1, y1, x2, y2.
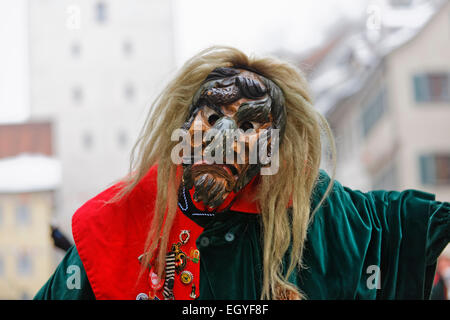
(0, 190, 56, 299)
(382, 2, 450, 199)
(309, 0, 450, 202)
(26, 0, 176, 237)
(0, 122, 60, 299)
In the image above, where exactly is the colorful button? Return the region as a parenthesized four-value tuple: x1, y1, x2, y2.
(149, 267, 165, 291)
(190, 248, 200, 263)
(190, 283, 197, 299)
(180, 270, 193, 285)
(199, 236, 209, 247)
(179, 230, 190, 244)
(225, 232, 235, 242)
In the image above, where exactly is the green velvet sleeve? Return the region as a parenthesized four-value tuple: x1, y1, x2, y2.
(299, 171, 449, 299)
(34, 245, 96, 300)
(348, 187, 449, 299)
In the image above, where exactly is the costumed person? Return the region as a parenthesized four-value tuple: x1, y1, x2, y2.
(34, 46, 449, 300)
(430, 246, 450, 299)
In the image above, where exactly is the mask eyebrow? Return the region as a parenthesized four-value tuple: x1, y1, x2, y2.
(235, 75, 267, 99)
(235, 98, 272, 124)
(203, 104, 224, 117)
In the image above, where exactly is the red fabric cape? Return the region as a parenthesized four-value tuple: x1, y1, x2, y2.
(72, 165, 260, 300)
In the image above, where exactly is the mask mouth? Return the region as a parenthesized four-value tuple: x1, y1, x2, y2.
(191, 161, 239, 180)
(187, 165, 235, 209)
(224, 163, 239, 177)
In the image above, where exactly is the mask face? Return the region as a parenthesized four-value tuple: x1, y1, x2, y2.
(180, 67, 286, 209)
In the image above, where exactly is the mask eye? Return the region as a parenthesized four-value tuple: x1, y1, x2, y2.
(239, 121, 254, 131)
(202, 106, 220, 126)
(208, 114, 220, 126)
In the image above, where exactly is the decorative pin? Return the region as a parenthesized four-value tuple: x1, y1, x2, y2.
(149, 266, 165, 291)
(180, 270, 193, 285)
(136, 292, 149, 300)
(163, 251, 176, 300)
(179, 230, 190, 244)
(172, 243, 187, 274)
(189, 248, 200, 263)
(190, 283, 197, 299)
(160, 230, 193, 300)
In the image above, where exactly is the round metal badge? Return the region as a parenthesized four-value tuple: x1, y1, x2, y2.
(136, 292, 149, 300)
(190, 248, 200, 263)
(180, 270, 193, 285)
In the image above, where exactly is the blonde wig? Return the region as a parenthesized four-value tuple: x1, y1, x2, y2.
(111, 46, 336, 300)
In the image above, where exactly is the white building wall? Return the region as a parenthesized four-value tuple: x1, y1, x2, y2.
(332, 101, 373, 192)
(28, 0, 176, 237)
(0, 0, 30, 124)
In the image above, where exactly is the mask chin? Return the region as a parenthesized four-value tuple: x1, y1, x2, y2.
(182, 162, 262, 210)
(193, 172, 230, 209)
(183, 164, 235, 209)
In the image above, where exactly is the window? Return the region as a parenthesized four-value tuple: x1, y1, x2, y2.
(96, 2, 107, 23)
(361, 89, 387, 137)
(20, 292, 31, 300)
(72, 86, 83, 104)
(123, 40, 133, 57)
(413, 73, 450, 103)
(419, 154, 450, 186)
(82, 132, 93, 150)
(124, 83, 135, 101)
(70, 42, 81, 58)
(15, 204, 31, 226)
(17, 253, 32, 276)
(0, 255, 4, 276)
(117, 130, 128, 149)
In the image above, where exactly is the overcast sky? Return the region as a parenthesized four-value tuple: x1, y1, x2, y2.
(0, 0, 372, 123)
(173, 0, 370, 66)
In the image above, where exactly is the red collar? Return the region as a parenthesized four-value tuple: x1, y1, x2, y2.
(72, 165, 264, 300)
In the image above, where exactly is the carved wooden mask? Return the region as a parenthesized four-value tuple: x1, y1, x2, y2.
(181, 67, 286, 209)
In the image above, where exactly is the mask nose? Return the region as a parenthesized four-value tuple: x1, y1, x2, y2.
(211, 116, 237, 131)
(203, 116, 238, 160)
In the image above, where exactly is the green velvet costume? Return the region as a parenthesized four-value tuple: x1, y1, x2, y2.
(35, 171, 449, 300)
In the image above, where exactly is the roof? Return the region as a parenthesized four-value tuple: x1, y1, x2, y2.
(0, 121, 53, 158)
(0, 153, 61, 193)
(306, 0, 447, 116)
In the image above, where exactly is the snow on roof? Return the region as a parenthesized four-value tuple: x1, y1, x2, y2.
(310, 65, 349, 96)
(380, 0, 435, 29)
(0, 153, 61, 193)
(314, 72, 371, 115)
(377, 27, 418, 56)
(309, 0, 444, 116)
(310, 32, 380, 115)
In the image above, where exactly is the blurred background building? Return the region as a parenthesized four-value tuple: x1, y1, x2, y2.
(0, 122, 60, 299)
(304, 0, 450, 201)
(0, 0, 175, 299)
(0, 0, 448, 299)
(28, 0, 176, 241)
